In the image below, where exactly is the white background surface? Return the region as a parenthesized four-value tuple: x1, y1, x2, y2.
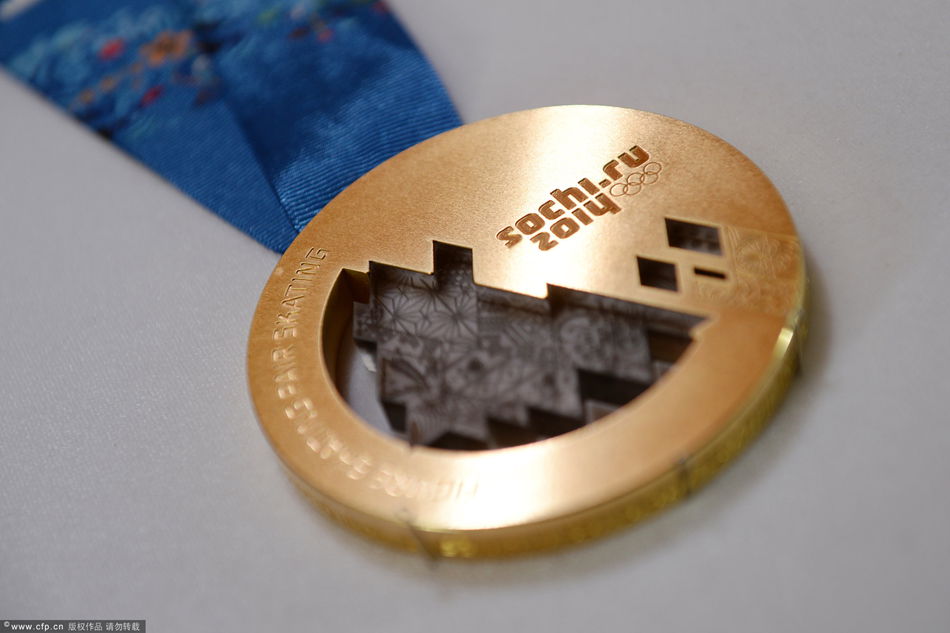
(2, 1, 949, 631)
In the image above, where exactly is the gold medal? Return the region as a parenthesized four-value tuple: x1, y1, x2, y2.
(247, 105, 806, 557)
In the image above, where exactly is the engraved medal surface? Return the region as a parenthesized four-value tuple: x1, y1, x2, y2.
(247, 106, 806, 557)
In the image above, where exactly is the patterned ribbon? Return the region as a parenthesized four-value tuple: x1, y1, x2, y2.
(0, 0, 460, 251)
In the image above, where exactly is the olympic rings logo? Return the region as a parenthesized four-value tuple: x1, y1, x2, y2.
(608, 162, 662, 197)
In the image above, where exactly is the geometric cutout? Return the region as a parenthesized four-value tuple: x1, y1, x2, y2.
(352, 243, 703, 450)
(665, 218, 722, 254)
(637, 256, 678, 291)
(694, 267, 727, 280)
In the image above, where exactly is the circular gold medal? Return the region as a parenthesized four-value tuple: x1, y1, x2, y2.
(247, 106, 806, 557)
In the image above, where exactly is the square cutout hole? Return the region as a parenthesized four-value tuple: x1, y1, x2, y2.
(665, 218, 722, 254)
(637, 257, 678, 291)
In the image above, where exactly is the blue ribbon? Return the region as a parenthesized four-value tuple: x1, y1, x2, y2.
(0, 0, 460, 251)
